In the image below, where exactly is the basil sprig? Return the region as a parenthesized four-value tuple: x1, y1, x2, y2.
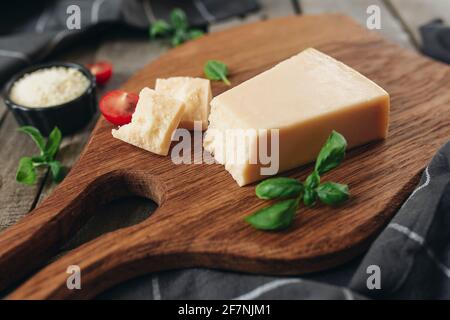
(315, 130, 347, 175)
(16, 126, 64, 185)
(316, 182, 349, 206)
(256, 177, 303, 200)
(245, 198, 299, 231)
(204, 60, 231, 85)
(245, 130, 350, 231)
(150, 8, 204, 47)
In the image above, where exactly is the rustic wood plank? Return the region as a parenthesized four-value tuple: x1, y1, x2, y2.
(0, 100, 6, 120)
(93, 37, 168, 91)
(389, 0, 450, 46)
(210, 0, 296, 32)
(0, 112, 47, 232)
(0, 75, 15, 138)
(0, 43, 99, 235)
(3, 15, 450, 298)
(300, 0, 414, 49)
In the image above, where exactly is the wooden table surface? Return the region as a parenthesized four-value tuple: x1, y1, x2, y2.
(1, 0, 449, 283)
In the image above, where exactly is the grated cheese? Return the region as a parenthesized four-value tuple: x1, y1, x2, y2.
(9, 66, 90, 108)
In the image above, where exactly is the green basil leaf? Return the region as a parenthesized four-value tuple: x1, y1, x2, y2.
(170, 8, 188, 30)
(204, 60, 231, 85)
(303, 187, 317, 207)
(316, 182, 349, 206)
(31, 155, 46, 164)
(149, 20, 172, 38)
(16, 157, 37, 185)
(171, 29, 188, 46)
(17, 126, 45, 154)
(315, 130, 347, 175)
(256, 177, 303, 200)
(44, 127, 62, 160)
(187, 29, 204, 40)
(245, 199, 299, 231)
(48, 160, 64, 183)
(305, 171, 320, 189)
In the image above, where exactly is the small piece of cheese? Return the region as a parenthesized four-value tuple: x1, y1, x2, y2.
(112, 87, 184, 156)
(155, 77, 212, 130)
(204, 48, 390, 186)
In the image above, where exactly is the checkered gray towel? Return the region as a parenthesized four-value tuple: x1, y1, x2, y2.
(421, 19, 450, 64)
(0, 0, 259, 85)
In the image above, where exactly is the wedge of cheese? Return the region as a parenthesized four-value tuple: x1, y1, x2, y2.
(155, 77, 212, 130)
(204, 48, 390, 186)
(112, 87, 184, 156)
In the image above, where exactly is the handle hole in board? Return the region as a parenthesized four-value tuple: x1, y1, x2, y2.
(61, 196, 157, 251)
(0, 170, 165, 297)
(58, 169, 167, 251)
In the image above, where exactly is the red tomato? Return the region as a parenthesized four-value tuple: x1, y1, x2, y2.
(99, 90, 139, 126)
(87, 61, 113, 85)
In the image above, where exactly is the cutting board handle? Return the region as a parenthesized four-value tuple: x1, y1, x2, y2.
(5, 203, 189, 299)
(0, 169, 167, 293)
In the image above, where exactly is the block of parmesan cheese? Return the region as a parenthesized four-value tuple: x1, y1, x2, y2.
(155, 77, 212, 130)
(112, 87, 184, 156)
(204, 48, 390, 186)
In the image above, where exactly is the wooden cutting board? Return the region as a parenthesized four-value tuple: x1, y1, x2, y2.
(1, 14, 449, 299)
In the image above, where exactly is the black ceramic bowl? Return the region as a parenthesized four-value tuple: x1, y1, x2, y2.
(3, 62, 97, 136)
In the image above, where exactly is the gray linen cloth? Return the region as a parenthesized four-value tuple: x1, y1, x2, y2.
(0, 0, 259, 85)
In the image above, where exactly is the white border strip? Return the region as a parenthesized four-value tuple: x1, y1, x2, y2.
(0, 49, 30, 63)
(402, 166, 430, 209)
(37, 29, 69, 60)
(152, 276, 162, 300)
(194, 0, 216, 23)
(389, 223, 424, 245)
(91, 0, 106, 24)
(233, 279, 302, 300)
(143, 0, 156, 24)
(388, 223, 450, 279)
(35, 9, 49, 32)
(342, 288, 355, 300)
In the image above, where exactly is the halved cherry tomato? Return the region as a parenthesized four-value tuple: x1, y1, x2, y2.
(99, 90, 139, 126)
(87, 61, 113, 85)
